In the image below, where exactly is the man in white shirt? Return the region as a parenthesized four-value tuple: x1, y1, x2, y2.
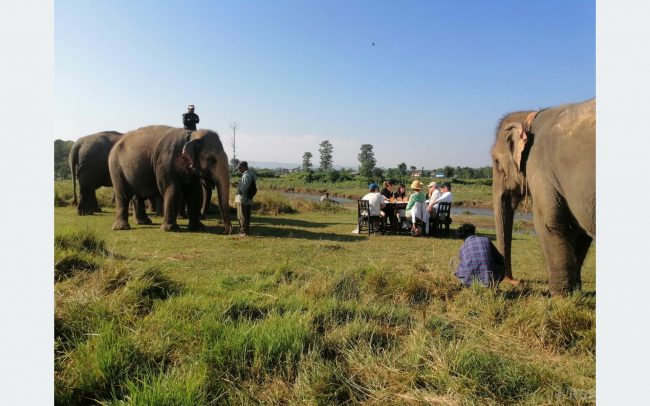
(427, 182, 453, 213)
(426, 182, 442, 208)
(362, 183, 388, 217)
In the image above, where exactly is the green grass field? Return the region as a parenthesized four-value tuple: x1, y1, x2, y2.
(54, 186, 594, 405)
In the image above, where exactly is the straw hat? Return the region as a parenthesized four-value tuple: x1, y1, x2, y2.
(410, 180, 423, 190)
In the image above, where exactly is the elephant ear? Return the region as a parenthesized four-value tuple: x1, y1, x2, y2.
(181, 138, 203, 169)
(504, 122, 528, 172)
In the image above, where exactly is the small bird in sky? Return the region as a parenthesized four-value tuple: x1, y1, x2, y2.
(371, 42, 375, 46)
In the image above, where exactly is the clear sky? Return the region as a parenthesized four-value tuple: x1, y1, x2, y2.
(54, 0, 595, 169)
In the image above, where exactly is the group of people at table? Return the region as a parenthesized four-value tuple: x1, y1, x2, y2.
(360, 180, 505, 287)
(361, 179, 453, 234)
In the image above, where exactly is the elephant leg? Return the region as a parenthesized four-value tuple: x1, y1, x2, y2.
(155, 195, 163, 216)
(111, 176, 133, 230)
(78, 186, 94, 216)
(91, 190, 102, 213)
(177, 194, 188, 219)
(569, 232, 593, 292)
(533, 203, 580, 296)
(134, 196, 153, 225)
(186, 183, 205, 231)
(160, 186, 181, 232)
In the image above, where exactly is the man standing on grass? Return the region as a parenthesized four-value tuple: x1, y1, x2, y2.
(450, 223, 505, 287)
(235, 161, 257, 236)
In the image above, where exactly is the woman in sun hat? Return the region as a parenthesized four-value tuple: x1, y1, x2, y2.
(402, 180, 426, 222)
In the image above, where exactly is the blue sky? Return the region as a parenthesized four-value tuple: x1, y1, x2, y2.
(55, 0, 595, 168)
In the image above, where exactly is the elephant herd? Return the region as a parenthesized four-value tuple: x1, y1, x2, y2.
(69, 126, 232, 234)
(68, 98, 595, 296)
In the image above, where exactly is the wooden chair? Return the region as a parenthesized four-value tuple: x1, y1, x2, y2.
(429, 202, 452, 236)
(357, 199, 382, 235)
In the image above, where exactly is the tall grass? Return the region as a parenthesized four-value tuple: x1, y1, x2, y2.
(55, 205, 595, 404)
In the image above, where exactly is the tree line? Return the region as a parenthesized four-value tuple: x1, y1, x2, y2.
(54, 139, 491, 181)
(300, 141, 492, 180)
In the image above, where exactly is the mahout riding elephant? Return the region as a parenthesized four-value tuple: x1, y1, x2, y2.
(68, 131, 123, 215)
(491, 98, 595, 296)
(108, 125, 232, 233)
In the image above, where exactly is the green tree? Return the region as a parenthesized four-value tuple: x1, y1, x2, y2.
(327, 169, 340, 183)
(357, 144, 376, 178)
(302, 152, 313, 172)
(319, 140, 333, 171)
(443, 165, 455, 178)
(54, 139, 74, 179)
(230, 157, 240, 174)
(397, 162, 407, 176)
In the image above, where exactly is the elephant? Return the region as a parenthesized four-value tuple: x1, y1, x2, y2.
(491, 98, 595, 296)
(108, 125, 232, 233)
(68, 131, 123, 215)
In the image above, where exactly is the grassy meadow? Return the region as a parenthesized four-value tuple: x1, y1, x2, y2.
(54, 181, 594, 405)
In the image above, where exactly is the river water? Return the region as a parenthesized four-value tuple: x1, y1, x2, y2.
(280, 192, 533, 221)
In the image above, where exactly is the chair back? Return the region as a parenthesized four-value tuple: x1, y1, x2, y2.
(357, 199, 370, 218)
(436, 202, 452, 221)
(412, 201, 428, 223)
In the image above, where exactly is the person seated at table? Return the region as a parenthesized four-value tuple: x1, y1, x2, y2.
(380, 180, 396, 200)
(449, 223, 504, 287)
(403, 180, 426, 222)
(426, 181, 441, 202)
(379, 180, 398, 230)
(395, 183, 407, 202)
(428, 182, 453, 213)
(361, 183, 388, 220)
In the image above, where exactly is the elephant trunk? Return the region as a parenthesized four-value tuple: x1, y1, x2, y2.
(493, 190, 516, 281)
(213, 152, 232, 234)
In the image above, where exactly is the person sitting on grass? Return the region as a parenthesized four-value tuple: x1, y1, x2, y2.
(449, 223, 505, 288)
(320, 192, 338, 204)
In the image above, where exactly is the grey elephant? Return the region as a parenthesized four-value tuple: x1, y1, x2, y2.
(68, 131, 123, 215)
(108, 125, 232, 233)
(491, 98, 595, 296)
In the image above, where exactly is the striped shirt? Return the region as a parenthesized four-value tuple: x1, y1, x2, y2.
(454, 235, 504, 287)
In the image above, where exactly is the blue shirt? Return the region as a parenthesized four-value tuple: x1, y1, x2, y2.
(454, 235, 504, 287)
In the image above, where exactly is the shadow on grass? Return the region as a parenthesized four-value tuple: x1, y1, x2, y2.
(253, 216, 334, 229)
(251, 225, 363, 242)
